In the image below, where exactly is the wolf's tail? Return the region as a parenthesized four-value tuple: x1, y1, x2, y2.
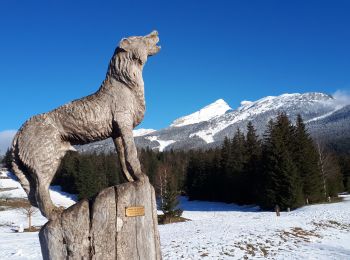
(11, 132, 38, 207)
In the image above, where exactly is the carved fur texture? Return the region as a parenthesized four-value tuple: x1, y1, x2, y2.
(11, 31, 160, 220)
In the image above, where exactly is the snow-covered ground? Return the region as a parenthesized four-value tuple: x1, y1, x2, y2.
(160, 197, 350, 259)
(1, 169, 350, 259)
(0, 169, 76, 259)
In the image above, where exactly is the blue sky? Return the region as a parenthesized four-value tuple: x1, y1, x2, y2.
(0, 0, 350, 148)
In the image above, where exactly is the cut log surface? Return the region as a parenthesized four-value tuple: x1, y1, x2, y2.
(39, 178, 162, 260)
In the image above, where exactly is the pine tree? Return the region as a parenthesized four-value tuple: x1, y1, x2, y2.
(244, 121, 262, 203)
(186, 153, 202, 200)
(159, 168, 182, 222)
(2, 148, 13, 170)
(231, 128, 247, 174)
(210, 150, 223, 201)
(294, 115, 323, 203)
(339, 155, 350, 192)
(260, 113, 303, 210)
(229, 128, 247, 203)
(260, 119, 279, 209)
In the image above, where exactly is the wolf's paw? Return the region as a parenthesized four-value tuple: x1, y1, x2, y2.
(135, 173, 149, 183)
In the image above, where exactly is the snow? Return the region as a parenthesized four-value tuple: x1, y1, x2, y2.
(305, 109, 338, 123)
(1, 169, 350, 259)
(48, 186, 77, 208)
(0, 172, 27, 199)
(146, 136, 176, 151)
(160, 196, 350, 259)
(240, 100, 253, 107)
(190, 130, 216, 143)
(0, 170, 77, 207)
(171, 99, 231, 127)
(133, 128, 156, 137)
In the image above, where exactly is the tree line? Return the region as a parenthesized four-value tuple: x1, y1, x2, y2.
(186, 113, 345, 210)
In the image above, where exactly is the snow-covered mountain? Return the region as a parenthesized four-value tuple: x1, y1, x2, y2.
(170, 99, 231, 127)
(77, 92, 350, 153)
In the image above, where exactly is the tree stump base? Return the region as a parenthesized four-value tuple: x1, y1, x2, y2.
(39, 178, 162, 260)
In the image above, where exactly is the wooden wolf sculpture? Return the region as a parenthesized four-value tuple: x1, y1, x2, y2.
(11, 31, 160, 220)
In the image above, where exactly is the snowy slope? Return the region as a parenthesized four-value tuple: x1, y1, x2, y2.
(145, 136, 175, 152)
(133, 128, 156, 137)
(170, 99, 232, 127)
(0, 170, 76, 207)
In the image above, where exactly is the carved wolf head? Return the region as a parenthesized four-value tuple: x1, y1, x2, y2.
(107, 31, 160, 87)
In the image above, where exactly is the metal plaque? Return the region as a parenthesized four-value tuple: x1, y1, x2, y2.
(125, 206, 145, 217)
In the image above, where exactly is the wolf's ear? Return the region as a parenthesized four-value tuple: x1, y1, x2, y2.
(119, 38, 130, 51)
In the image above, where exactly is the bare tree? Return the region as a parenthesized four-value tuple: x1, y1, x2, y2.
(155, 165, 168, 209)
(317, 142, 343, 199)
(20, 205, 38, 230)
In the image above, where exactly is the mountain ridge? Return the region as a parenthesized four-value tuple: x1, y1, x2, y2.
(77, 92, 350, 153)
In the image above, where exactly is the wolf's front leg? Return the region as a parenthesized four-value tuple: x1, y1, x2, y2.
(117, 120, 146, 181)
(113, 136, 135, 182)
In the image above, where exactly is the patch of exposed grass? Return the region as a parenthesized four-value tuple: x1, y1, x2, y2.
(0, 187, 18, 192)
(246, 243, 256, 256)
(312, 220, 350, 231)
(259, 246, 268, 257)
(279, 227, 321, 243)
(24, 226, 41, 232)
(0, 198, 30, 208)
(158, 214, 189, 224)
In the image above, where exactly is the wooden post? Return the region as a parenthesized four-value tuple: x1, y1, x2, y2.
(275, 204, 280, 217)
(39, 178, 162, 260)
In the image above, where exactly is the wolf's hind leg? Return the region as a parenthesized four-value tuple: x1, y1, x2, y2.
(34, 173, 60, 220)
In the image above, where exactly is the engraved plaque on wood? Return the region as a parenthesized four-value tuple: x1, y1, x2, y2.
(125, 206, 145, 217)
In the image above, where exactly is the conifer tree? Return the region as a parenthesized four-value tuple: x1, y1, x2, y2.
(210, 151, 223, 201)
(231, 128, 247, 173)
(229, 128, 247, 203)
(244, 121, 262, 203)
(260, 119, 279, 209)
(294, 115, 323, 203)
(260, 113, 303, 210)
(339, 155, 350, 192)
(161, 180, 182, 216)
(157, 164, 183, 223)
(2, 148, 13, 170)
(185, 153, 201, 200)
